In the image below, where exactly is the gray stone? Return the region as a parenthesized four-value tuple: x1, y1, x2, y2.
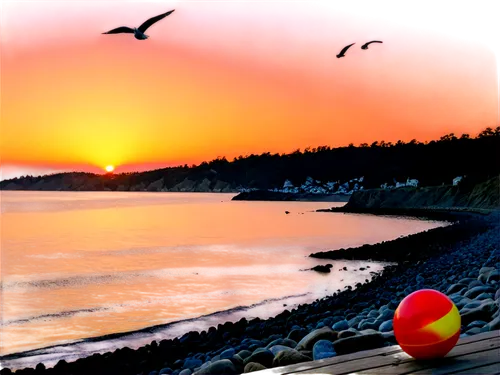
(478, 267, 496, 283)
(236, 350, 252, 360)
(243, 350, 274, 368)
(184, 359, 203, 370)
(337, 329, 357, 339)
(447, 283, 468, 295)
(476, 293, 494, 300)
(487, 270, 500, 284)
(243, 363, 266, 373)
(272, 349, 312, 367)
(379, 320, 393, 333)
(295, 327, 338, 351)
(265, 338, 296, 349)
(378, 309, 394, 321)
(483, 316, 500, 331)
(332, 320, 349, 331)
(220, 349, 235, 360)
(466, 320, 488, 329)
(193, 360, 238, 375)
(287, 328, 308, 342)
(268, 345, 292, 356)
(313, 340, 336, 360)
(464, 286, 495, 299)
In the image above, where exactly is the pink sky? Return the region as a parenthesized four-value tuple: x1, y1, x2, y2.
(1, 0, 499, 180)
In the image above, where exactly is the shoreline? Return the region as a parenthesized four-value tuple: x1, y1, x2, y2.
(2, 208, 498, 374)
(231, 190, 351, 202)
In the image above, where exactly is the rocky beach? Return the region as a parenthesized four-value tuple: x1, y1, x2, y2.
(2, 200, 499, 375)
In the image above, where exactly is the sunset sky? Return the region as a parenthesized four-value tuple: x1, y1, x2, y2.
(1, 0, 499, 180)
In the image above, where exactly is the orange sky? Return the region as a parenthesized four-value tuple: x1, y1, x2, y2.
(1, 0, 499, 179)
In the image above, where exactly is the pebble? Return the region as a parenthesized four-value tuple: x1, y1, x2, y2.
(243, 363, 266, 373)
(312, 340, 336, 360)
(272, 349, 312, 367)
(379, 320, 393, 332)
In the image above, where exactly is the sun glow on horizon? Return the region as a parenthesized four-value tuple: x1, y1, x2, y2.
(105, 165, 115, 173)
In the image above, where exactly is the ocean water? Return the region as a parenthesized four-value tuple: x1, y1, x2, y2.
(0, 191, 445, 368)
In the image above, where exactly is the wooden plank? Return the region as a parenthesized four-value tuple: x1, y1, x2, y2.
(372, 345, 500, 374)
(450, 362, 500, 374)
(290, 336, 499, 375)
(252, 331, 500, 375)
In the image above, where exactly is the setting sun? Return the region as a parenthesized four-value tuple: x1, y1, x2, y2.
(105, 165, 114, 173)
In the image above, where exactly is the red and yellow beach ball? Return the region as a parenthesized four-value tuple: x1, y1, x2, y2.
(393, 289, 461, 359)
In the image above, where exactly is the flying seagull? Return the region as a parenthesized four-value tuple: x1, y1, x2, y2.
(361, 40, 383, 50)
(336, 43, 355, 58)
(103, 10, 175, 40)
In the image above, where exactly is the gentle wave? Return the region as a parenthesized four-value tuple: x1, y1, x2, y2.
(0, 290, 246, 326)
(0, 270, 198, 290)
(0, 292, 313, 360)
(1, 261, 315, 291)
(2, 307, 111, 327)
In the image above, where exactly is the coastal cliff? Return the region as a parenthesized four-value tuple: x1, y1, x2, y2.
(0, 174, 239, 193)
(336, 176, 499, 211)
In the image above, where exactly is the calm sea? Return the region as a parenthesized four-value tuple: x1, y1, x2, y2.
(0, 191, 445, 368)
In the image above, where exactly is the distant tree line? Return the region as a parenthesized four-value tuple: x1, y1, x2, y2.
(2, 126, 499, 191)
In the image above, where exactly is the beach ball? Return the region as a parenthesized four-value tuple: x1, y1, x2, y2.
(393, 289, 461, 359)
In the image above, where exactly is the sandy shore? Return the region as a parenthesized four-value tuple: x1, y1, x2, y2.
(1, 209, 498, 375)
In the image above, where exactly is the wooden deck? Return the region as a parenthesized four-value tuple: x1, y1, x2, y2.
(254, 330, 500, 375)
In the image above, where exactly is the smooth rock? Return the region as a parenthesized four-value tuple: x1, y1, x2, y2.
(379, 320, 393, 333)
(487, 270, 500, 284)
(237, 350, 252, 360)
(483, 316, 500, 331)
(447, 283, 468, 295)
(476, 293, 494, 300)
(348, 316, 362, 328)
(337, 329, 357, 339)
(184, 359, 203, 370)
(295, 327, 338, 351)
(378, 309, 394, 321)
(466, 320, 488, 329)
(464, 286, 495, 299)
(313, 340, 336, 360)
(268, 345, 293, 356)
(287, 328, 308, 342)
(478, 267, 496, 283)
(193, 360, 238, 375)
(265, 338, 297, 349)
(461, 300, 499, 325)
(243, 363, 267, 373)
(332, 320, 349, 331)
(469, 280, 485, 289)
(272, 349, 312, 367)
(220, 349, 235, 360)
(243, 350, 274, 368)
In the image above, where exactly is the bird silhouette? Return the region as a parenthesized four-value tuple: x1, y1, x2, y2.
(336, 43, 355, 58)
(361, 40, 383, 50)
(103, 10, 175, 40)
